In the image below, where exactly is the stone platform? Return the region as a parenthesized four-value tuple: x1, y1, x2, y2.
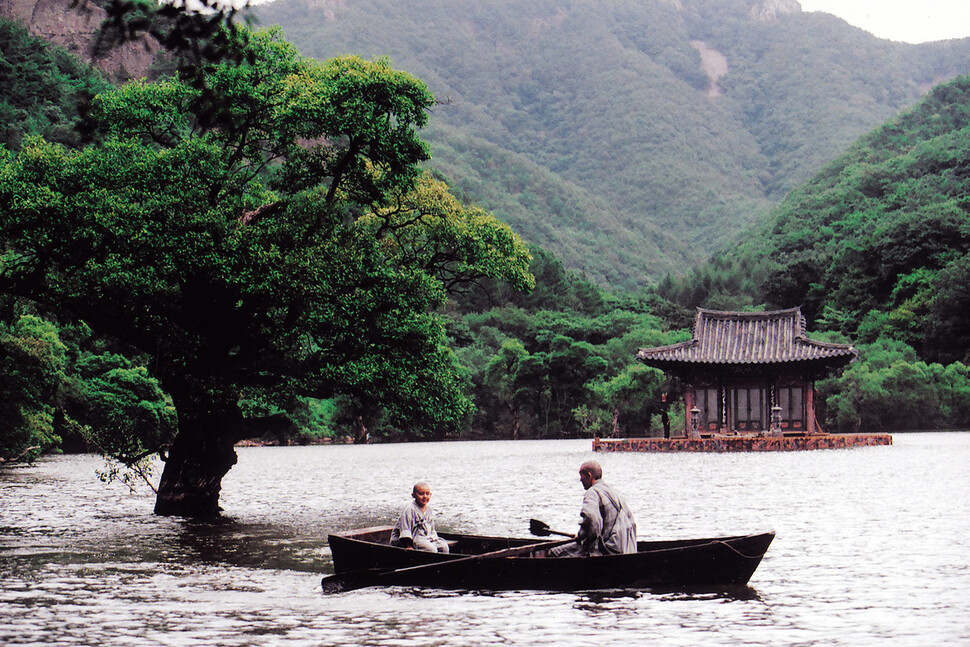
(592, 433, 893, 453)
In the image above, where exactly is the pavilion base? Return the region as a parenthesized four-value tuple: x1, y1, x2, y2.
(592, 433, 892, 453)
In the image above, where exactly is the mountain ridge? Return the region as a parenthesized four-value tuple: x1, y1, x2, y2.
(255, 0, 970, 286)
(4, 0, 970, 287)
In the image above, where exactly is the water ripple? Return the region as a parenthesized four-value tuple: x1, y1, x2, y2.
(1, 433, 969, 646)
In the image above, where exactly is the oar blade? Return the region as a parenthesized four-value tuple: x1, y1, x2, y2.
(529, 518, 552, 536)
(320, 574, 351, 594)
(321, 571, 380, 594)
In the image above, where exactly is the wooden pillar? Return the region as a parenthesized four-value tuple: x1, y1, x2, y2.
(721, 384, 729, 433)
(684, 386, 695, 437)
(806, 384, 817, 433)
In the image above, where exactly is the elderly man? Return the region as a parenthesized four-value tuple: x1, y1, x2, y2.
(550, 460, 638, 557)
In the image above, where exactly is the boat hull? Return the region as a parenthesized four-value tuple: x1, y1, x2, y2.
(328, 527, 774, 591)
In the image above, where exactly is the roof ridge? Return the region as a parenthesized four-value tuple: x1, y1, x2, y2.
(697, 307, 801, 319)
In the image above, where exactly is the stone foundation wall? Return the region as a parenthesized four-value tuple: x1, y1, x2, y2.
(592, 434, 893, 452)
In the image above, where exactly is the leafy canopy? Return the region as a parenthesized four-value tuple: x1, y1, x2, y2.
(0, 18, 111, 150)
(0, 314, 66, 460)
(0, 26, 533, 451)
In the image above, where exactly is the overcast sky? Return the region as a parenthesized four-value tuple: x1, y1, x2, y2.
(240, 0, 970, 44)
(799, 0, 970, 43)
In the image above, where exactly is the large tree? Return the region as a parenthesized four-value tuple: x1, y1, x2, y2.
(0, 27, 532, 515)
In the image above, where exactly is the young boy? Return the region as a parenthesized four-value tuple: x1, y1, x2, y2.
(390, 482, 450, 553)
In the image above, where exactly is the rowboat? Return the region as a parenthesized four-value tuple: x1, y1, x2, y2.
(325, 526, 774, 591)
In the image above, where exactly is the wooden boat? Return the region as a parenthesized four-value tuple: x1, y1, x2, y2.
(326, 526, 774, 591)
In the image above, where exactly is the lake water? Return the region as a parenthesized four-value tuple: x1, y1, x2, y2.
(1, 433, 968, 646)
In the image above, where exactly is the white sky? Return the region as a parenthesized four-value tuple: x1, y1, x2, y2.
(238, 0, 970, 44)
(799, 0, 970, 43)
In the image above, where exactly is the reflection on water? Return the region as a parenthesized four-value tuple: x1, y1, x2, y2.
(173, 518, 328, 573)
(1, 434, 969, 646)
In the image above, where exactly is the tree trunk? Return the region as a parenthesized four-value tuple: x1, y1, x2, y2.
(508, 403, 519, 440)
(353, 415, 369, 444)
(154, 411, 238, 517)
(610, 407, 620, 438)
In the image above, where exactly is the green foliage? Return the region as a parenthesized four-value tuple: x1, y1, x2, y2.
(69, 353, 176, 464)
(0, 24, 533, 483)
(365, 173, 534, 295)
(587, 363, 665, 437)
(818, 339, 970, 432)
(0, 314, 66, 460)
(664, 74, 970, 366)
(7, 0, 969, 453)
(452, 271, 688, 439)
(0, 307, 179, 464)
(0, 18, 110, 149)
(923, 252, 970, 364)
(656, 73, 970, 432)
(296, 398, 340, 438)
(481, 338, 531, 439)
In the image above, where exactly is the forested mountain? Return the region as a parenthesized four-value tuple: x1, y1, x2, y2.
(656, 68, 970, 434)
(663, 74, 970, 366)
(254, 0, 970, 287)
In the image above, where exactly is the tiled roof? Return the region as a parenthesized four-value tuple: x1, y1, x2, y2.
(637, 308, 857, 366)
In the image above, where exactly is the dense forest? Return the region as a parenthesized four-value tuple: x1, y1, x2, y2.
(255, 0, 970, 287)
(1, 4, 970, 509)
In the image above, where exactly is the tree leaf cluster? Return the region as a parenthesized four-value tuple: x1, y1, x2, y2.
(817, 338, 970, 432)
(446, 251, 690, 439)
(0, 309, 175, 463)
(0, 17, 111, 149)
(0, 21, 537, 514)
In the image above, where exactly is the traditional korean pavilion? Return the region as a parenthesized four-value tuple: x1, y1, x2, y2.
(636, 307, 857, 436)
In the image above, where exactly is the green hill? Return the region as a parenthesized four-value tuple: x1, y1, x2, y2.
(253, 0, 970, 287)
(663, 74, 970, 365)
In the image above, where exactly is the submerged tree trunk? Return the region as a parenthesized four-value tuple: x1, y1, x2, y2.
(154, 408, 238, 517)
(353, 415, 369, 444)
(507, 403, 520, 440)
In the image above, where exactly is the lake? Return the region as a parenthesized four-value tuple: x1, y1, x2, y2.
(1, 433, 968, 646)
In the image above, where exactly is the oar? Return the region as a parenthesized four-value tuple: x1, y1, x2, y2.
(321, 536, 574, 594)
(529, 518, 576, 539)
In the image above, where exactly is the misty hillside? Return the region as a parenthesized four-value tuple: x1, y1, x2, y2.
(253, 0, 970, 287)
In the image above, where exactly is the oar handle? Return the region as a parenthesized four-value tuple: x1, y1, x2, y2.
(529, 518, 576, 539)
(393, 536, 573, 574)
(542, 528, 575, 538)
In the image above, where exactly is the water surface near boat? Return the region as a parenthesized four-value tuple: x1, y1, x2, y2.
(1, 433, 968, 646)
